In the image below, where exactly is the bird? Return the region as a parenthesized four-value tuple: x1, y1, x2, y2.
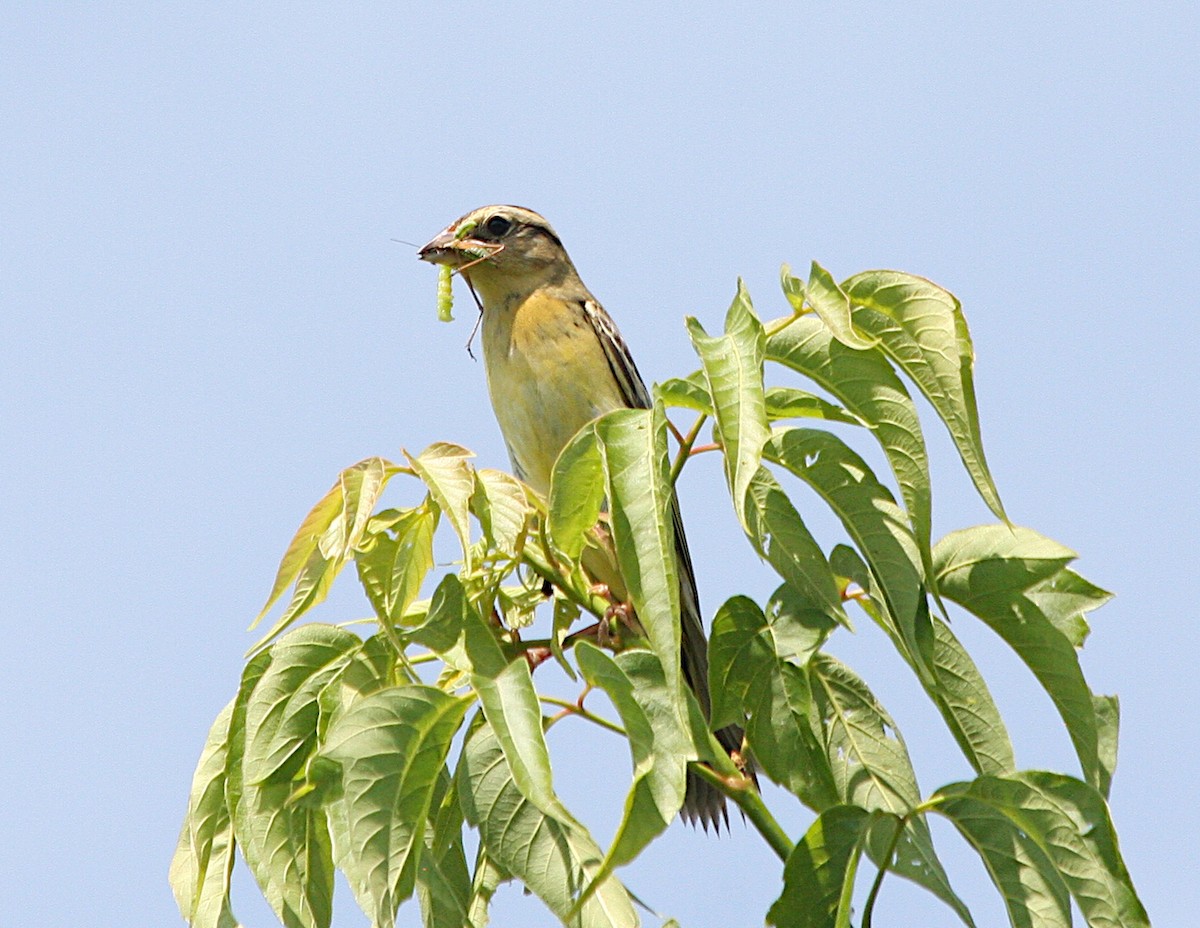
(418, 205, 748, 830)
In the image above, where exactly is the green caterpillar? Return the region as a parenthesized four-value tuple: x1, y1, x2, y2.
(435, 220, 480, 323)
(437, 264, 455, 322)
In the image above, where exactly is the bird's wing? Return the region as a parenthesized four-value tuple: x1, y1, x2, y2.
(579, 299, 709, 707)
(580, 297, 745, 830)
(580, 299, 654, 410)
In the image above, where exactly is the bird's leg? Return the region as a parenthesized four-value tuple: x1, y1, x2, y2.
(587, 582, 639, 649)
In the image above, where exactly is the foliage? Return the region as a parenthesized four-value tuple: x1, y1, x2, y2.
(171, 263, 1146, 928)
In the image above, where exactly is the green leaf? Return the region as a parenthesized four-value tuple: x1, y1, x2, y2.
(355, 500, 439, 625)
(686, 281, 770, 530)
(932, 772, 1149, 928)
(843, 271, 1005, 520)
(933, 793, 1071, 928)
(803, 261, 879, 351)
(935, 526, 1114, 795)
(767, 806, 881, 928)
(708, 594, 838, 809)
(743, 466, 846, 625)
(810, 655, 974, 926)
(928, 614, 1016, 776)
(575, 644, 689, 882)
(407, 442, 477, 568)
(170, 701, 242, 928)
(471, 468, 530, 556)
(228, 652, 334, 928)
(457, 717, 638, 928)
(320, 686, 472, 928)
(418, 577, 568, 822)
(764, 387, 863, 426)
(766, 316, 934, 589)
(243, 625, 361, 786)
(594, 406, 683, 697)
(467, 849, 508, 928)
(416, 771, 474, 928)
(934, 524, 1076, 593)
(229, 652, 334, 928)
(548, 422, 604, 561)
(653, 371, 712, 414)
(1027, 567, 1112, 648)
(765, 427, 929, 674)
(831, 545, 1015, 777)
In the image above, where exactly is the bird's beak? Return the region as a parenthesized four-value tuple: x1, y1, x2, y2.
(417, 223, 486, 267)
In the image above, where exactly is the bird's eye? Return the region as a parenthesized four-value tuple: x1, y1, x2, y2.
(484, 215, 513, 236)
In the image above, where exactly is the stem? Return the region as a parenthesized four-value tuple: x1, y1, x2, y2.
(539, 695, 626, 737)
(862, 815, 905, 928)
(669, 413, 709, 486)
(520, 541, 607, 619)
(688, 442, 722, 456)
(691, 764, 793, 862)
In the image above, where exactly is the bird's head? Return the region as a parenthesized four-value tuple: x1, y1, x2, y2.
(418, 205, 580, 307)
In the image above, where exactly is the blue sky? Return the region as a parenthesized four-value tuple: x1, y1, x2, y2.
(2, 3, 1196, 926)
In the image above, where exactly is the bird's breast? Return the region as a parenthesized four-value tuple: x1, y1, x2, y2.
(482, 291, 625, 497)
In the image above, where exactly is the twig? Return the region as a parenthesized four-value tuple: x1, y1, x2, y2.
(539, 695, 625, 737)
(690, 765, 793, 863)
(668, 413, 709, 486)
(862, 815, 904, 928)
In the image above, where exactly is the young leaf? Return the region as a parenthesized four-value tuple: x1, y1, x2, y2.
(686, 281, 770, 531)
(804, 261, 879, 351)
(766, 316, 935, 583)
(334, 457, 392, 560)
(319, 686, 473, 928)
(457, 717, 638, 928)
(407, 442, 477, 568)
(250, 550, 343, 655)
(766, 806, 883, 928)
(254, 478, 345, 626)
(842, 271, 1004, 519)
(931, 772, 1149, 928)
(471, 468, 530, 556)
(354, 500, 438, 625)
